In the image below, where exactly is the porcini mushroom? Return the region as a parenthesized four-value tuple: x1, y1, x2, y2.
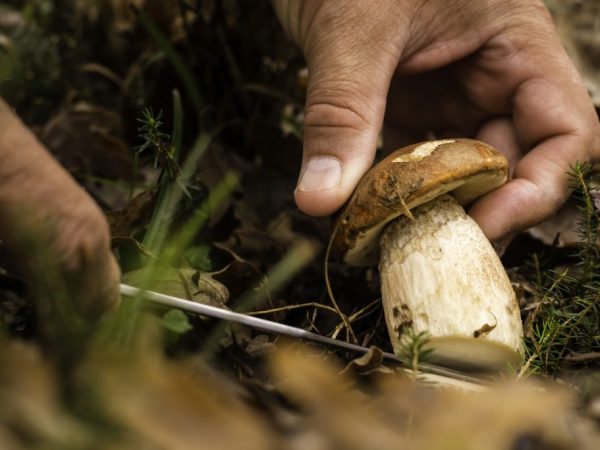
(331, 139, 524, 371)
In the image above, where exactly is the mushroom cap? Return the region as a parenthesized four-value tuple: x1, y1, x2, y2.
(331, 139, 509, 266)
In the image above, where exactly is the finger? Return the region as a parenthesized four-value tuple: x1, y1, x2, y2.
(59, 214, 121, 317)
(0, 99, 121, 318)
(294, 6, 407, 216)
(295, 62, 397, 216)
(470, 11, 600, 240)
(83, 254, 121, 316)
(469, 118, 522, 241)
(471, 74, 599, 240)
(470, 133, 596, 242)
(475, 117, 522, 177)
(468, 119, 522, 240)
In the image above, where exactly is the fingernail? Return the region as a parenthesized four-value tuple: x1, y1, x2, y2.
(297, 156, 342, 192)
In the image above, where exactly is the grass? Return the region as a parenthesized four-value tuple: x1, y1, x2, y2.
(522, 163, 600, 376)
(1, 2, 600, 448)
(136, 7, 204, 123)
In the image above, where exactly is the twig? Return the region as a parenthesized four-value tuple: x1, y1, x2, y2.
(247, 301, 339, 316)
(516, 353, 536, 380)
(324, 220, 357, 343)
(564, 351, 600, 362)
(332, 298, 380, 340)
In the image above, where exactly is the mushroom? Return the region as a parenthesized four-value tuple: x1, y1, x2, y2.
(331, 139, 524, 371)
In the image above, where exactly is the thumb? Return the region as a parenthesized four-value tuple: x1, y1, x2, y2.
(295, 43, 399, 216)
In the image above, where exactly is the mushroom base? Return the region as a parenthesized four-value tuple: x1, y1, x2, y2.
(379, 194, 523, 372)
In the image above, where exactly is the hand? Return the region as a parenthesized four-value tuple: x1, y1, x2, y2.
(273, 0, 600, 241)
(0, 99, 120, 316)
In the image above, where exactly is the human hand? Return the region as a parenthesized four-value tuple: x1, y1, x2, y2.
(273, 0, 600, 241)
(0, 99, 120, 316)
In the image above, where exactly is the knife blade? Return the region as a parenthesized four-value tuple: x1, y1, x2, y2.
(120, 283, 488, 387)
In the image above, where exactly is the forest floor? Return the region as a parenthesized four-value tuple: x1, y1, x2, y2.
(1, 1, 600, 449)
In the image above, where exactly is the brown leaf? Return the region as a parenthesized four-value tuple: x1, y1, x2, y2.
(270, 343, 408, 450)
(106, 188, 157, 237)
(341, 346, 394, 376)
(211, 256, 263, 300)
(0, 342, 91, 449)
(407, 382, 577, 450)
(122, 267, 229, 309)
(41, 102, 133, 181)
(527, 199, 582, 247)
(92, 345, 277, 450)
(243, 334, 276, 356)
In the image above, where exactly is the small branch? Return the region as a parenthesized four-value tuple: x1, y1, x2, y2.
(324, 221, 357, 343)
(247, 301, 339, 317)
(331, 298, 380, 340)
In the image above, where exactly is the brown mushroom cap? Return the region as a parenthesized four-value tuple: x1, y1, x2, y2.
(331, 139, 509, 266)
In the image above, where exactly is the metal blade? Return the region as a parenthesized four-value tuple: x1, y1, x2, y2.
(120, 283, 487, 386)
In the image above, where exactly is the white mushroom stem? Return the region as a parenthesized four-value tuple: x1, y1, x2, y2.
(379, 194, 523, 371)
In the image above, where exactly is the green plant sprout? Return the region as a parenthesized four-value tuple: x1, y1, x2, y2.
(135, 107, 180, 180)
(523, 162, 600, 376)
(397, 329, 433, 374)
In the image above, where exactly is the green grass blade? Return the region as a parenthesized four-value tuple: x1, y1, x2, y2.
(170, 89, 183, 161)
(200, 238, 320, 358)
(143, 90, 185, 254)
(110, 170, 236, 349)
(162, 171, 239, 263)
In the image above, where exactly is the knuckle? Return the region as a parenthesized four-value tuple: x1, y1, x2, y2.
(65, 210, 120, 314)
(57, 204, 111, 274)
(304, 81, 375, 133)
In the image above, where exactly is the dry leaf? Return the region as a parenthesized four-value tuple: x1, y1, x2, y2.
(270, 343, 408, 450)
(122, 267, 229, 308)
(0, 342, 91, 449)
(342, 346, 394, 376)
(41, 102, 132, 181)
(106, 187, 157, 237)
(96, 351, 277, 450)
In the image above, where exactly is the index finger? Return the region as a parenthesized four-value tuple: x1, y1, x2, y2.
(469, 17, 600, 241)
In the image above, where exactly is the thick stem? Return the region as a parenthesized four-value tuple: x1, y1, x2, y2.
(379, 194, 523, 371)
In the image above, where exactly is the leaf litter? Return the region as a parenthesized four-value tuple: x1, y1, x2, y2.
(0, 1, 600, 449)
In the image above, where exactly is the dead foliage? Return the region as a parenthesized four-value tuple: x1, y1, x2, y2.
(0, 1, 600, 449)
(1, 334, 600, 450)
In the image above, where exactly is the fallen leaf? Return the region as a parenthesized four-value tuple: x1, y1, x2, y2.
(41, 102, 133, 181)
(211, 257, 263, 300)
(122, 267, 229, 309)
(0, 341, 92, 449)
(342, 346, 394, 376)
(527, 199, 583, 247)
(106, 187, 157, 237)
(90, 341, 277, 450)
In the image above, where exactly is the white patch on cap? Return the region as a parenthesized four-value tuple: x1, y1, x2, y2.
(392, 139, 456, 163)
